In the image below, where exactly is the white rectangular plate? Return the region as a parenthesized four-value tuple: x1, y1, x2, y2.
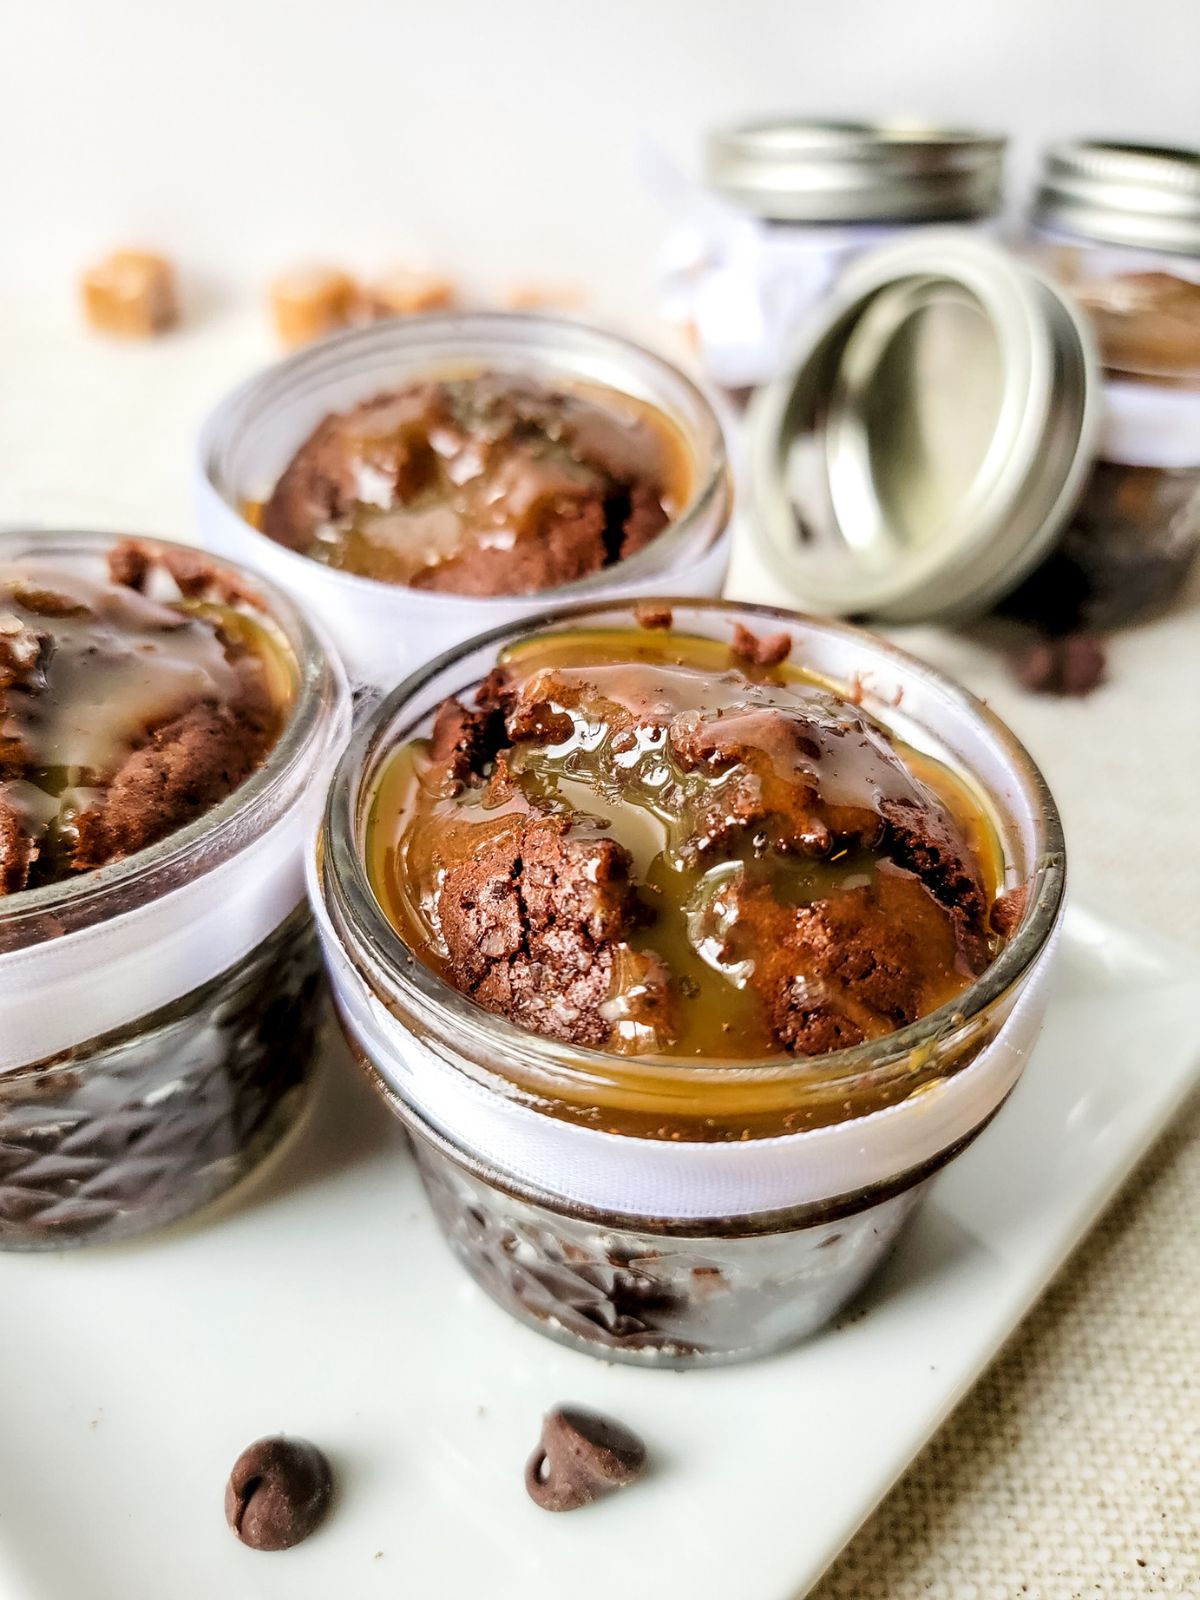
(0, 903, 1196, 1600)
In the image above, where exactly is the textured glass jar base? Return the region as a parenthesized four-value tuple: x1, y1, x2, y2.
(0, 908, 323, 1250)
(410, 1131, 928, 1368)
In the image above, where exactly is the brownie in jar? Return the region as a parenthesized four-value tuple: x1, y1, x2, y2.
(254, 374, 693, 597)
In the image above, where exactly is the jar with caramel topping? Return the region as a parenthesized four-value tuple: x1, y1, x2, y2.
(0, 532, 348, 1247)
(312, 599, 1064, 1366)
(659, 119, 1005, 389)
(197, 313, 732, 691)
(1012, 140, 1200, 630)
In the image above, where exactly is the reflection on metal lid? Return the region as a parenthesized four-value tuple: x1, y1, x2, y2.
(1034, 139, 1200, 257)
(747, 231, 1101, 623)
(707, 119, 1006, 224)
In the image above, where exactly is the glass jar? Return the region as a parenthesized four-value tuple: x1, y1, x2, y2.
(195, 313, 733, 692)
(313, 598, 1065, 1367)
(1011, 140, 1200, 630)
(657, 119, 1005, 389)
(0, 531, 349, 1248)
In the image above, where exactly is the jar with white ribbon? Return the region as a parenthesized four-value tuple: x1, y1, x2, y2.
(312, 599, 1065, 1367)
(655, 119, 1006, 391)
(1009, 139, 1200, 630)
(196, 313, 732, 694)
(0, 532, 349, 1247)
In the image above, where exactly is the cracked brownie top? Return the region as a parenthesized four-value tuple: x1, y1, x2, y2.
(366, 620, 1010, 1062)
(0, 541, 293, 896)
(255, 373, 692, 595)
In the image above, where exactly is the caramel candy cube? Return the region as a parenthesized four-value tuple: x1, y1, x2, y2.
(80, 250, 178, 337)
(502, 283, 585, 312)
(365, 268, 456, 319)
(269, 267, 359, 348)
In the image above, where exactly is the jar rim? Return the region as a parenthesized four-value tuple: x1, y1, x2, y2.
(0, 529, 343, 938)
(320, 596, 1066, 1115)
(199, 309, 732, 603)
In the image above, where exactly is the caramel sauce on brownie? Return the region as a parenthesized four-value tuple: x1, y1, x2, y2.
(253, 374, 693, 594)
(367, 626, 1005, 1065)
(0, 544, 294, 894)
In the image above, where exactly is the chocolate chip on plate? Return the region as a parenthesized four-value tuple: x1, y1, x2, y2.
(525, 1405, 647, 1512)
(1009, 632, 1106, 697)
(224, 1436, 333, 1551)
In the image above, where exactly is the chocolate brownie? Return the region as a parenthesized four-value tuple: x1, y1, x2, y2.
(368, 624, 1009, 1059)
(0, 542, 287, 896)
(258, 374, 689, 595)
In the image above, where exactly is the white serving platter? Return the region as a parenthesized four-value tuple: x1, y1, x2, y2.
(0, 902, 1196, 1600)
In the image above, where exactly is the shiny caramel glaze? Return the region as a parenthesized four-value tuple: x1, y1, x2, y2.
(251, 374, 694, 594)
(367, 627, 1005, 1068)
(0, 557, 294, 894)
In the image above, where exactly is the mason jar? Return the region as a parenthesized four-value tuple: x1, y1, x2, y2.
(658, 119, 1005, 389)
(195, 313, 732, 691)
(312, 598, 1065, 1367)
(0, 531, 349, 1248)
(1010, 139, 1200, 630)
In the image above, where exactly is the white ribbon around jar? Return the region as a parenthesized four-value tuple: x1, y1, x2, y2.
(1100, 380, 1200, 470)
(315, 869, 1063, 1221)
(649, 145, 1001, 390)
(0, 804, 310, 1075)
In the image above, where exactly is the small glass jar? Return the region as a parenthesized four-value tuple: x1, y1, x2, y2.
(313, 598, 1065, 1367)
(0, 531, 349, 1248)
(195, 313, 732, 691)
(1012, 139, 1200, 630)
(658, 119, 1005, 389)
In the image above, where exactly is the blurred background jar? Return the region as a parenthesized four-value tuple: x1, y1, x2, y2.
(1007, 139, 1200, 631)
(657, 119, 1006, 390)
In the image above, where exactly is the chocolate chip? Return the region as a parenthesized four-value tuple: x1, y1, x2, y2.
(1009, 632, 1106, 697)
(224, 1436, 333, 1551)
(730, 622, 792, 667)
(525, 1405, 647, 1512)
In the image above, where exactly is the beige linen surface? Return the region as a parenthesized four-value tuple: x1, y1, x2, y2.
(1, 299, 1197, 1598)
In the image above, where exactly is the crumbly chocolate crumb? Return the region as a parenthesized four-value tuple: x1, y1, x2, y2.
(730, 622, 791, 667)
(634, 602, 674, 630)
(989, 884, 1029, 938)
(106, 539, 152, 591)
(437, 814, 642, 1048)
(0, 798, 38, 895)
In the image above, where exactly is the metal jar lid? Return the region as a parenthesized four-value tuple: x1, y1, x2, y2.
(1033, 139, 1200, 257)
(747, 231, 1101, 624)
(707, 119, 1005, 224)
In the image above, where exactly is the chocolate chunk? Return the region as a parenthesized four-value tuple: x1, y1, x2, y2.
(525, 1406, 647, 1512)
(0, 797, 37, 895)
(989, 884, 1029, 938)
(727, 867, 983, 1055)
(225, 1436, 333, 1551)
(1009, 632, 1106, 697)
(107, 539, 152, 591)
(436, 814, 642, 1048)
(730, 622, 791, 667)
(0, 612, 48, 690)
(634, 602, 673, 630)
(427, 696, 505, 789)
(70, 699, 276, 871)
